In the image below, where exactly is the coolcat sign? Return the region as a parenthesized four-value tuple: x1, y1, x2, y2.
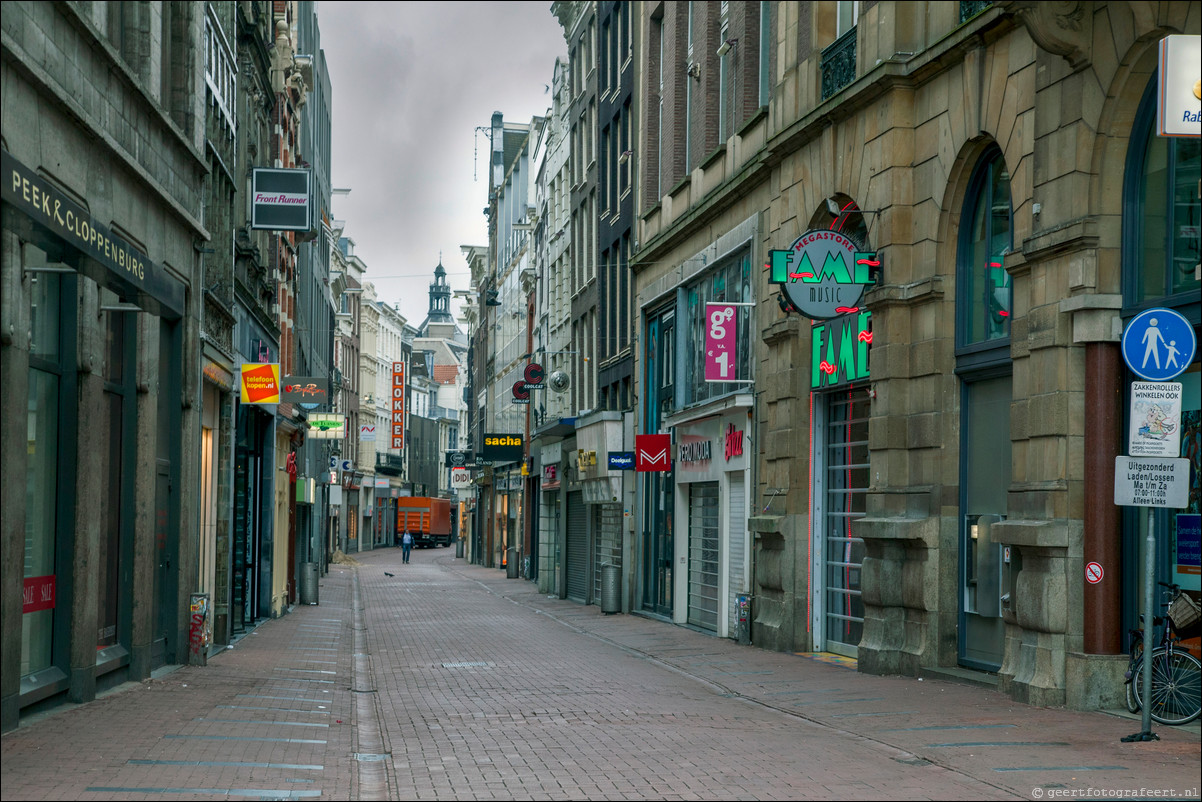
(769, 230, 879, 319)
(251, 168, 312, 231)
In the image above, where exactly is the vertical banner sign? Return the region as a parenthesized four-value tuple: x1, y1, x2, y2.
(705, 303, 738, 382)
(391, 361, 406, 450)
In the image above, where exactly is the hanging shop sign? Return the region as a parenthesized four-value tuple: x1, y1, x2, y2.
(307, 413, 346, 439)
(446, 451, 473, 467)
(391, 361, 406, 449)
(705, 304, 738, 381)
(523, 362, 545, 390)
(2, 149, 186, 319)
(769, 230, 880, 320)
(281, 376, 329, 406)
(481, 433, 523, 463)
(451, 468, 472, 490)
(636, 434, 672, 472)
(1157, 35, 1202, 137)
(542, 464, 561, 489)
(359, 424, 377, 442)
(512, 380, 530, 404)
(811, 310, 872, 390)
(251, 167, 312, 231)
(608, 452, 635, 470)
(240, 363, 281, 404)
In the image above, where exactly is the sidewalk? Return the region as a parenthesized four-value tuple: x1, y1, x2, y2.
(2, 546, 1198, 801)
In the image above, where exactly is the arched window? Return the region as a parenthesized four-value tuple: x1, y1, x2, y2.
(957, 146, 1013, 351)
(1124, 80, 1201, 308)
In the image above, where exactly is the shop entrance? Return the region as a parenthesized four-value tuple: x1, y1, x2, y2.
(813, 387, 870, 657)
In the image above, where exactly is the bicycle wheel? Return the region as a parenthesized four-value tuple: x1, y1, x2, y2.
(1131, 648, 1202, 725)
(1125, 664, 1141, 713)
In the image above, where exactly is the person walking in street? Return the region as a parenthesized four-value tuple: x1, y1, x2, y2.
(401, 530, 413, 563)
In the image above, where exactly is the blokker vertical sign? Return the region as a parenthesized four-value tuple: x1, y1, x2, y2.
(391, 361, 406, 450)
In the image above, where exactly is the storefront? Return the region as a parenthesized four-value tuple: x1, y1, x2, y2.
(2, 148, 191, 728)
(670, 409, 752, 638)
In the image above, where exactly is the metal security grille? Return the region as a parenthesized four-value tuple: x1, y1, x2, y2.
(688, 482, 720, 631)
(727, 473, 745, 636)
(823, 388, 870, 655)
(566, 491, 589, 603)
(592, 503, 622, 603)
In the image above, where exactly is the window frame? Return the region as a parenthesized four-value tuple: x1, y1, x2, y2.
(955, 145, 1014, 370)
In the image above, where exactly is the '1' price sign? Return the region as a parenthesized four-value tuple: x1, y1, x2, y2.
(705, 303, 738, 382)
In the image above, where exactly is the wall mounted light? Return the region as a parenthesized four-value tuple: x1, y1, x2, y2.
(717, 38, 738, 57)
(686, 62, 701, 80)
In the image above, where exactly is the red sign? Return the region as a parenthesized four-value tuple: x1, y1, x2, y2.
(1085, 561, 1104, 584)
(724, 424, 744, 461)
(391, 361, 406, 449)
(636, 434, 672, 472)
(23, 575, 56, 614)
(705, 303, 738, 382)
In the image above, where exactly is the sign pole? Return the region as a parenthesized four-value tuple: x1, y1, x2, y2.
(1140, 514, 1156, 738)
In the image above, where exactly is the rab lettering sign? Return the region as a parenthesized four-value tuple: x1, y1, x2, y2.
(769, 230, 879, 319)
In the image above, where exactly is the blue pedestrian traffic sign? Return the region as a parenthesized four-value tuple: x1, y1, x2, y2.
(1121, 307, 1196, 382)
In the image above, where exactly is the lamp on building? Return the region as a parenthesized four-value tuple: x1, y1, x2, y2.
(717, 38, 738, 57)
(686, 62, 701, 80)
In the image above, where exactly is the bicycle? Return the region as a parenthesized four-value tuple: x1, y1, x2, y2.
(1123, 581, 1202, 726)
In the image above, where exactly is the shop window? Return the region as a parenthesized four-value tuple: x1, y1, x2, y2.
(956, 146, 1013, 355)
(683, 251, 752, 407)
(1123, 80, 1201, 310)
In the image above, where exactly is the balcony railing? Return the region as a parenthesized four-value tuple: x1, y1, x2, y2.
(821, 27, 857, 101)
(376, 452, 405, 476)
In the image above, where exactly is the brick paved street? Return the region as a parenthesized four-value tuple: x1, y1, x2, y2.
(2, 545, 1198, 801)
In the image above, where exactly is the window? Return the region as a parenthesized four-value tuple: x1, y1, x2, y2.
(1124, 79, 1202, 308)
(957, 147, 1012, 350)
(683, 251, 753, 405)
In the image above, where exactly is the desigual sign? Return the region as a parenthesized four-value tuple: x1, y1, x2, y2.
(769, 230, 879, 319)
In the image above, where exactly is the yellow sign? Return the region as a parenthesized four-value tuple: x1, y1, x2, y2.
(240, 363, 281, 404)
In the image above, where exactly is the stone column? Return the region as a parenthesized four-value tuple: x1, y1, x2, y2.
(0, 230, 30, 733)
(69, 280, 103, 704)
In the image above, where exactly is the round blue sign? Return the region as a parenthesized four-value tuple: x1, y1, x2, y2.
(1121, 307, 1196, 381)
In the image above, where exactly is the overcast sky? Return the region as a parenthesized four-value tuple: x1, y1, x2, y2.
(318, 2, 567, 328)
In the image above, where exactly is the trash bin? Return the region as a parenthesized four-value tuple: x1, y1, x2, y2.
(300, 562, 319, 605)
(600, 563, 621, 614)
(506, 548, 519, 578)
(455, 537, 464, 559)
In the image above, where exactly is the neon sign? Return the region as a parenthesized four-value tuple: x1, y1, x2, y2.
(811, 311, 872, 390)
(769, 230, 880, 319)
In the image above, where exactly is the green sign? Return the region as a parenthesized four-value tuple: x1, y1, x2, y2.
(812, 311, 872, 390)
(769, 229, 879, 320)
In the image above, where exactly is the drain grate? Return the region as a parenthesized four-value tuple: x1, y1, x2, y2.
(441, 661, 492, 669)
(353, 753, 389, 762)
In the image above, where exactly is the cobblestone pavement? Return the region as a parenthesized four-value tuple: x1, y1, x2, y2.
(2, 545, 1198, 801)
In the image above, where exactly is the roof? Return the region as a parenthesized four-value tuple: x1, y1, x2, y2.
(433, 365, 459, 385)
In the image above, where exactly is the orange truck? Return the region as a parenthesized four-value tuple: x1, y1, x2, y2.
(396, 497, 452, 548)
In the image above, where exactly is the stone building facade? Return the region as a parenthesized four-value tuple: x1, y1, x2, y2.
(1, 1, 208, 731)
(632, 0, 1199, 710)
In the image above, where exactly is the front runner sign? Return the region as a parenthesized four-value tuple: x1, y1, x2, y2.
(1114, 457, 1190, 508)
(251, 167, 312, 231)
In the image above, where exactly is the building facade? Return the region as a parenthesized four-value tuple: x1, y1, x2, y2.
(626, 0, 1199, 712)
(1, 0, 207, 731)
